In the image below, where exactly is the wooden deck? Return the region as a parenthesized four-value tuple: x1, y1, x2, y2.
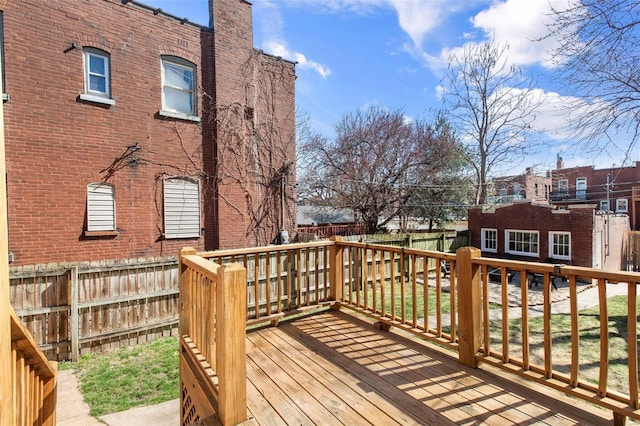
(244, 309, 612, 426)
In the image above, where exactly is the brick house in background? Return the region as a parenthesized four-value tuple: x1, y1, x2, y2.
(468, 201, 629, 271)
(1, 0, 296, 266)
(550, 156, 640, 229)
(488, 167, 551, 205)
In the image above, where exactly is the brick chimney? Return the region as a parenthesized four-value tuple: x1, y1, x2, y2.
(556, 153, 564, 170)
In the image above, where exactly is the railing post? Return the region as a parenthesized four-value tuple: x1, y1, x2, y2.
(0, 49, 11, 426)
(179, 247, 197, 337)
(330, 236, 345, 305)
(457, 246, 482, 368)
(216, 263, 247, 425)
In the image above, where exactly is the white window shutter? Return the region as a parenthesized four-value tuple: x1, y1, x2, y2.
(164, 177, 200, 239)
(87, 183, 115, 231)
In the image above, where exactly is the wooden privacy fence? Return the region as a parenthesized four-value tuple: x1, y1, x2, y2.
(343, 230, 470, 253)
(9, 258, 180, 361)
(9, 306, 57, 425)
(179, 248, 247, 426)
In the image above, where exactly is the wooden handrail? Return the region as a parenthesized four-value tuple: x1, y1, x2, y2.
(10, 306, 57, 425)
(179, 248, 247, 425)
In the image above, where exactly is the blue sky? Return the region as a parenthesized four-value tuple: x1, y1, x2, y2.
(141, 0, 638, 175)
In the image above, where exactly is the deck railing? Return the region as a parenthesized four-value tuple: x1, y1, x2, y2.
(183, 240, 640, 425)
(178, 248, 247, 426)
(200, 241, 335, 326)
(9, 306, 57, 425)
(337, 242, 640, 425)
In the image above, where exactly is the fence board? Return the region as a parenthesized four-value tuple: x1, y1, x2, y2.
(9, 258, 180, 361)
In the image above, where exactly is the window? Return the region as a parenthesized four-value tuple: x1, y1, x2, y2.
(576, 177, 587, 199)
(81, 48, 114, 105)
(87, 183, 116, 232)
(164, 177, 200, 239)
(161, 56, 196, 118)
(549, 232, 571, 260)
(505, 230, 539, 257)
(481, 228, 497, 252)
(558, 179, 568, 194)
(600, 200, 610, 211)
(616, 198, 628, 212)
(499, 187, 507, 197)
(513, 183, 521, 196)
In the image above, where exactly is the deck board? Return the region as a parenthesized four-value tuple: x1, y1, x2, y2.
(244, 310, 612, 425)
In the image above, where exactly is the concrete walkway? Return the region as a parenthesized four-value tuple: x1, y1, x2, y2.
(489, 281, 633, 321)
(56, 369, 179, 426)
(55, 282, 634, 425)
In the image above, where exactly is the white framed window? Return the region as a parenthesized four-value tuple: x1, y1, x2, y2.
(481, 228, 498, 252)
(161, 56, 196, 117)
(576, 177, 587, 199)
(616, 198, 628, 212)
(513, 183, 521, 196)
(164, 177, 200, 239)
(83, 48, 110, 97)
(505, 230, 539, 257)
(558, 179, 568, 193)
(600, 200, 611, 211)
(549, 232, 571, 260)
(87, 183, 116, 232)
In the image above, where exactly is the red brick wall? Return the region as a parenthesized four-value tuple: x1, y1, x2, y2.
(492, 168, 551, 203)
(551, 163, 640, 229)
(0, 0, 295, 266)
(211, 0, 297, 248)
(468, 202, 596, 267)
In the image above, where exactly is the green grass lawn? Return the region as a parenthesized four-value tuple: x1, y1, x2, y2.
(488, 295, 639, 395)
(62, 336, 180, 417)
(350, 279, 453, 320)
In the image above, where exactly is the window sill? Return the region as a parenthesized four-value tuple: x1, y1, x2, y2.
(84, 230, 119, 237)
(79, 93, 116, 106)
(158, 110, 201, 122)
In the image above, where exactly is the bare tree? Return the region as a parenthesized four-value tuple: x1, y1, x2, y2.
(400, 115, 474, 230)
(442, 40, 542, 205)
(302, 105, 461, 233)
(545, 0, 640, 158)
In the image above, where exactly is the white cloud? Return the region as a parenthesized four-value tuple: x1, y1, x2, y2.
(263, 41, 332, 78)
(387, 0, 455, 48)
(434, 85, 448, 100)
(470, 0, 571, 68)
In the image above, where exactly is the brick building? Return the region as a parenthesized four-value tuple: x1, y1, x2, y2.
(468, 201, 629, 271)
(488, 167, 551, 205)
(550, 156, 640, 229)
(1, 0, 296, 266)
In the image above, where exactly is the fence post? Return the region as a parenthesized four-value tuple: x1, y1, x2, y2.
(70, 266, 79, 362)
(457, 246, 482, 368)
(179, 247, 197, 337)
(330, 237, 345, 306)
(216, 263, 247, 425)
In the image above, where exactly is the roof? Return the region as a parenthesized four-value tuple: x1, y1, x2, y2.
(297, 206, 356, 226)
